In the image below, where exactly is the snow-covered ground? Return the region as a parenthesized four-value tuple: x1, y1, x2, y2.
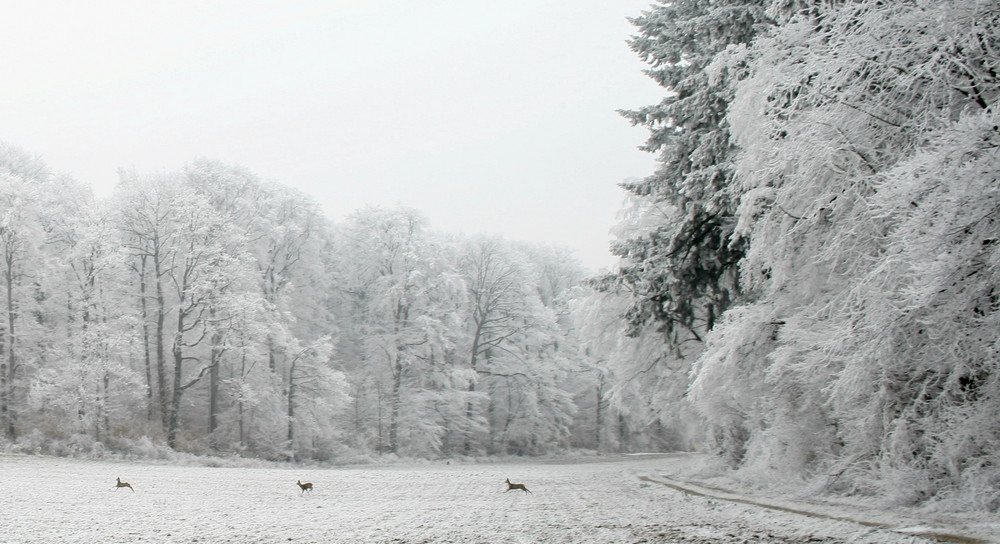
(0, 453, 996, 543)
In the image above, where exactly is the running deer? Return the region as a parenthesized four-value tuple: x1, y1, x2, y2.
(114, 477, 134, 492)
(296, 480, 313, 494)
(504, 478, 531, 494)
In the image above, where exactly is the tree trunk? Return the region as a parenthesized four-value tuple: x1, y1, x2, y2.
(238, 352, 247, 450)
(387, 299, 410, 456)
(154, 250, 168, 434)
(168, 332, 183, 448)
(267, 336, 276, 373)
(207, 308, 222, 447)
(138, 255, 155, 422)
(2, 255, 17, 439)
(167, 293, 186, 448)
(488, 383, 499, 455)
(95, 372, 109, 442)
(388, 357, 402, 455)
(463, 380, 476, 455)
(0, 321, 7, 440)
(619, 413, 628, 451)
(376, 383, 384, 456)
(208, 349, 220, 446)
(286, 356, 297, 462)
(353, 383, 363, 448)
(463, 319, 484, 455)
(595, 376, 605, 451)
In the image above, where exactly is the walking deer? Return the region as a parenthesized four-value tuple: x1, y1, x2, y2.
(504, 478, 531, 494)
(114, 477, 134, 492)
(296, 480, 313, 494)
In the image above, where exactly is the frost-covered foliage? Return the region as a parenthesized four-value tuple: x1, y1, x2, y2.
(600, 0, 767, 341)
(677, 0, 1000, 508)
(569, 287, 699, 452)
(0, 150, 657, 463)
(593, 0, 772, 465)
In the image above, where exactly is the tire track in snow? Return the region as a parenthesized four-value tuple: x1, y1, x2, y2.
(638, 475, 990, 544)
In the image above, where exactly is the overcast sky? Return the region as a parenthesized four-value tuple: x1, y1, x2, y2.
(1, 0, 662, 271)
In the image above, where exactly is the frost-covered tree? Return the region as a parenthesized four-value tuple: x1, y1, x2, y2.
(593, 1, 770, 453)
(36, 178, 145, 442)
(691, 0, 1000, 507)
(162, 185, 246, 448)
(570, 285, 697, 453)
(186, 161, 331, 371)
(334, 206, 464, 456)
(115, 169, 270, 450)
(602, 0, 767, 340)
(283, 334, 349, 461)
(181, 159, 350, 459)
(0, 145, 54, 440)
(454, 237, 579, 455)
(457, 237, 531, 454)
(0, 140, 661, 462)
(115, 172, 185, 432)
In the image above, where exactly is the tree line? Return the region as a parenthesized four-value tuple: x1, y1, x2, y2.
(0, 151, 678, 462)
(603, 0, 999, 510)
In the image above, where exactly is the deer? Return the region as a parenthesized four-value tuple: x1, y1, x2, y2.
(114, 476, 134, 492)
(504, 478, 531, 494)
(296, 480, 313, 494)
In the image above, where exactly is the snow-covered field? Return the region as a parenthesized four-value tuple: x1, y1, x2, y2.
(1, 453, 995, 543)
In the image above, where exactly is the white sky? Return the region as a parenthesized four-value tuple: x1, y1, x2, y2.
(0, 0, 662, 271)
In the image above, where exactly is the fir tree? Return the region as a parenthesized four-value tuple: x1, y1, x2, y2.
(599, 0, 769, 342)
